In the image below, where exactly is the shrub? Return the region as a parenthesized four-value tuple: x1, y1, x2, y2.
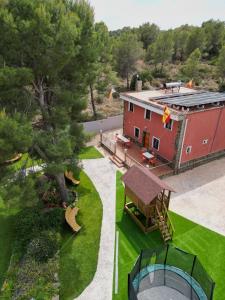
(41, 208, 64, 230)
(27, 231, 59, 262)
(151, 68, 168, 79)
(219, 80, 225, 92)
(112, 91, 119, 99)
(14, 208, 42, 250)
(14, 207, 64, 251)
(96, 94, 104, 104)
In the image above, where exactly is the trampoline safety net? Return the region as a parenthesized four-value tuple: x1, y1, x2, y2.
(128, 244, 215, 300)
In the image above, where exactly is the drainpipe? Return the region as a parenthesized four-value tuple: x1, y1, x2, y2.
(178, 118, 189, 170)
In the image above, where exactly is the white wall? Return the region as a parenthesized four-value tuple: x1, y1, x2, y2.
(82, 115, 123, 133)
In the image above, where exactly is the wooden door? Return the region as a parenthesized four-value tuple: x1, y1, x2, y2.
(143, 132, 150, 148)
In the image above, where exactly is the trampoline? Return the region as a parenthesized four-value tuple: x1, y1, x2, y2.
(128, 245, 215, 300)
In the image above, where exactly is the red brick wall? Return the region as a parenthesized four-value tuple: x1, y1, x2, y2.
(181, 106, 225, 163)
(123, 101, 179, 161)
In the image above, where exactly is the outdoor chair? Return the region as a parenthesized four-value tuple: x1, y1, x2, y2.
(149, 157, 156, 166)
(125, 139, 131, 149)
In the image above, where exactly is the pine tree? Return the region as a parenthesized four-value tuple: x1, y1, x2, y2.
(115, 32, 144, 89)
(182, 48, 201, 81)
(0, 0, 96, 205)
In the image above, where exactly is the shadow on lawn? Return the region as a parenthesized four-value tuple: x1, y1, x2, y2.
(0, 213, 15, 289)
(116, 212, 163, 253)
(59, 226, 82, 300)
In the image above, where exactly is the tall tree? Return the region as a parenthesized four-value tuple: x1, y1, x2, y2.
(172, 26, 190, 61)
(87, 22, 117, 119)
(115, 32, 144, 89)
(138, 22, 160, 49)
(150, 31, 174, 73)
(182, 48, 201, 81)
(185, 27, 205, 57)
(202, 20, 225, 58)
(0, 0, 96, 204)
(217, 46, 225, 91)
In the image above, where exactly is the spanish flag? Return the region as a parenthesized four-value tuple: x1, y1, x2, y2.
(162, 106, 171, 124)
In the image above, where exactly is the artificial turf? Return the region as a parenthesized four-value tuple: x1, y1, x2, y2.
(78, 146, 103, 159)
(113, 171, 225, 300)
(59, 170, 103, 300)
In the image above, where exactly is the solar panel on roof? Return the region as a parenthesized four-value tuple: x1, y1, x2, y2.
(157, 92, 225, 108)
(150, 91, 203, 101)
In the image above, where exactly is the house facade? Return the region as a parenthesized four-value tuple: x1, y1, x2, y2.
(120, 87, 225, 172)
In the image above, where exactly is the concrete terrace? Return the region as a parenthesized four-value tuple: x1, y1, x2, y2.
(165, 157, 225, 236)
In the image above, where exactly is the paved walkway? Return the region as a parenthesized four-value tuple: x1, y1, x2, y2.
(76, 158, 117, 300)
(165, 158, 225, 236)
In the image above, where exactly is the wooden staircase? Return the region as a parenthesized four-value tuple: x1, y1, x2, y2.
(109, 155, 124, 168)
(156, 202, 175, 243)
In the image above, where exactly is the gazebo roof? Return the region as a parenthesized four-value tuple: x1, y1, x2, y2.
(121, 165, 174, 205)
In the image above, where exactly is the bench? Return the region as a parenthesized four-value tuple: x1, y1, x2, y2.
(65, 206, 81, 233)
(65, 170, 80, 185)
(4, 153, 22, 165)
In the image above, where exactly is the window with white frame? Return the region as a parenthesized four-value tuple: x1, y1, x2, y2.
(128, 102, 134, 112)
(134, 127, 140, 139)
(152, 137, 160, 151)
(202, 139, 208, 145)
(144, 109, 151, 120)
(186, 146, 192, 154)
(164, 119, 173, 131)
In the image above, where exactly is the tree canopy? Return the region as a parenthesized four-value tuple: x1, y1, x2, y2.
(114, 32, 144, 88)
(182, 48, 202, 81)
(0, 0, 97, 205)
(149, 31, 174, 72)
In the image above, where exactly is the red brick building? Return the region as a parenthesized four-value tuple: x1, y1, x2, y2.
(120, 87, 225, 172)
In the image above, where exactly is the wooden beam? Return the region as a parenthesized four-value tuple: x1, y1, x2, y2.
(124, 193, 127, 209)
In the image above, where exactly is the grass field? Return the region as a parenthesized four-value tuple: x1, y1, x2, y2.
(78, 146, 103, 159)
(113, 172, 225, 300)
(6, 153, 42, 172)
(59, 170, 103, 300)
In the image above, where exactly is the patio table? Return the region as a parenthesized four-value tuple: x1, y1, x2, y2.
(117, 134, 130, 143)
(142, 151, 154, 160)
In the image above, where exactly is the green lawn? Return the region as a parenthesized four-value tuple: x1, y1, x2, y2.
(78, 146, 103, 159)
(113, 171, 225, 300)
(6, 153, 42, 172)
(0, 198, 19, 289)
(59, 170, 103, 300)
(0, 153, 41, 287)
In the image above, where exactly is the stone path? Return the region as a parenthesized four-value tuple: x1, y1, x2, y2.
(75, 158, 117, 300)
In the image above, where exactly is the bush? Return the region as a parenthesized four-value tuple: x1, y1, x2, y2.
(42, 208, 64, 230)
(96, 94, 104, 104)
(151, 68, 168, 79)
(219, 80, 225, 92)
(27, 231, 59, 262)
(112, 91, 119, 99)
(14, 208, 43, 250)
(14, 207, 64, 250)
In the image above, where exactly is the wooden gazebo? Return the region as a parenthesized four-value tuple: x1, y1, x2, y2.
(122, 165, 175, 241)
